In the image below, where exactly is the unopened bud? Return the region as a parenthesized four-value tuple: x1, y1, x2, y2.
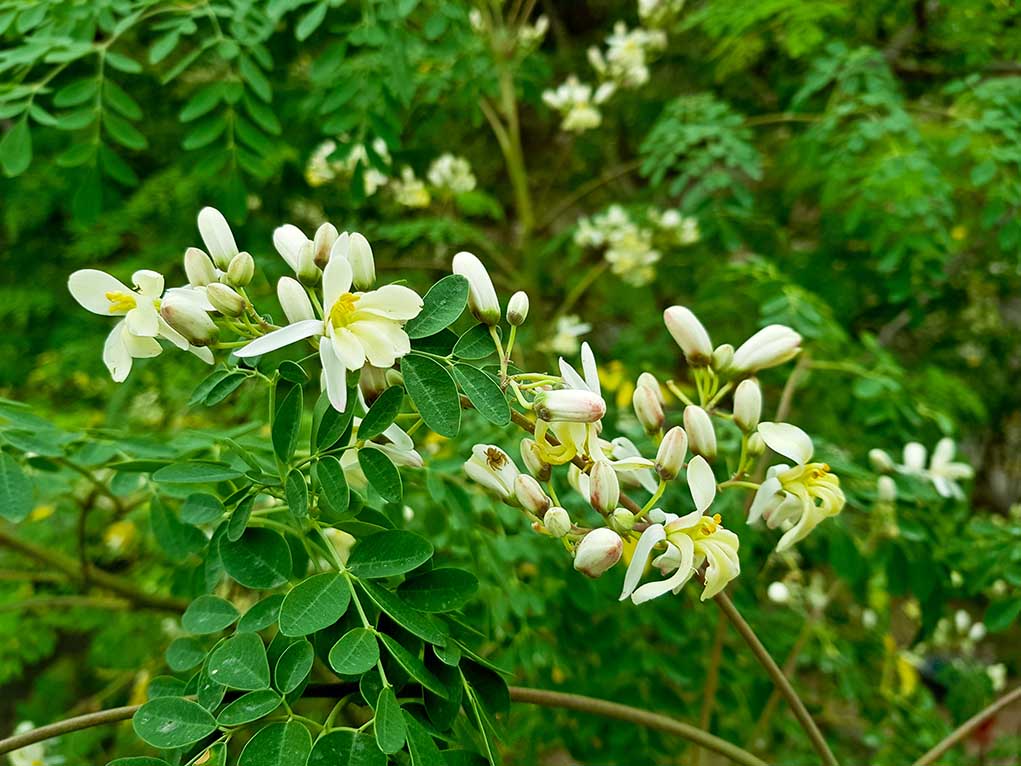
(573, 528, 623, 578)
(611, 508, 635, 533)
(733, 379, 762, 432)
(869, 448, 895, 474)
(506, 291, 529, 326)
(746, 432, 765, 457)
(184, 247, 217, 286)
(206, 283, 247, 317)
(655, 426, 688, 480)
(637, 372, 662, 400)
(877, 475, 897, 503)
(359, 366, 388, 406)
(712, 343, 734, 373)
(384, 369, 404, 388)
(533, 390, 606, 423)
(589, 460, 620, 514)
(632, 384, 664, 434)
(197, 206, 239, 270)
(733, 325, 801, 373)
(543, 507, 571, 538)
(226, 251, 255, 287)
(514, 474, 550, 515)
(277, 277, 315, 324)
(521, 438, 551, 482)
(313, 223, 338, 269)
(348, 232, 376, 290)
(684, 406, 717, 460)
(160, 298, 218, 346)
(664, 306, 713, 366)
(453, 251, 500, 325)
(296, 242, 321, 286)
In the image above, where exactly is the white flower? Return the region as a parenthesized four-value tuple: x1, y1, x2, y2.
(542, 314, 592, 355)
(517, 14, 549, 47)
(749, 423, 845, 551)
(340, 422, 423, 489)
(896, 438, 973, 499)
(68, 269, 213, 381)
(767, 581, 791, 604)
(306, 140, 339, 187)
(542, 76, 612, 133)
(987, 663, 1007, 692)
(391, 167, 431, 208)
(8, 722, 44, 766)
(235, 253, 422, 412)
(600, 22, 667, 89)
(427, 154, 476, 195)
(464, 444, 519, 499)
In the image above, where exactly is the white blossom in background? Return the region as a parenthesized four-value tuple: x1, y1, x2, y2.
(988, 663, 1008, 692)
(542, 76, 615, 133)
(888, 438, 974, 499)
(589, 22, 667, 89)
(7, 722, 45, 766)
(391, 167, 432, 208)
(517, 14, 549, 48)
(638, 0, 686, 27)
(305, 138, 391, 195)
(541, 314, 592, 355)
(427, 154, 477, 195)
(306, 140, 340, 187)
(654, 208, 700, 245)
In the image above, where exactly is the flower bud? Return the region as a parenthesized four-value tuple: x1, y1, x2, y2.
(313, 223, 338, 269)
(610, 508, 635, 533)
(348, 232, 376, 290)
(184, 247, 217, 286)
(733, 379, 762, 432)
(277, 277, 315, 324)
(968, 622, 987, 642)
(877, 475, 897, 503)
(514, 474, 550, 515)
(589, 460, 620, 514)
(533, 390, 606, 423)
(683, 406, 716, 460)
(506, 291, 529, 326)
(746, 432, 765, 457)
(226, 251, 255, 287)
(869, 448, 895, 474)
(664, 306, 713, 366)
(453, 251, 500, 325)
(384, 369, 404, 388)
(636, 372, 662, 401)
(520, 438, 551, 482)
(632, 383, 664, 434)
(296, 242, 321, 286)
(197, 206, 238, 270)
(206, 283, 247, 317)
(655, 426, 688, 480)
(543, 507, 571, 538)
(733, 324, 801, 373)
(767, 582, 790, 604)
(712, 343, 734, 373)
(160, 298, 218, 347)
(359, 366, 389, 406)
(573, 528, 623, 578)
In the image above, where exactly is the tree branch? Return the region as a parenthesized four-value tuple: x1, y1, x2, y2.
(913, 686, 1021, 766)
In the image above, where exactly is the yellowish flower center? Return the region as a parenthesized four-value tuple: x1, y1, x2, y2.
(106, 290, 137, 313)
(328, 292, 360, 329)
(696, 513, 723, 537)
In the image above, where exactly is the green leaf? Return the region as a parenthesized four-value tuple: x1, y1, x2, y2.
(985, 598, 1021, 633)
(328, 628, 379, 675)
(285, 470, 308, 523)
(165, 637, 206, 672)
(307, 730, 385, 766)
(133, 697, 216, 749)
(150, 497, 206, 557)
(237, 594, 285, 633)
(181, 493, 225, 525)
(204, 372, 247, 406)
(238, 721, 312, 766)
(405, 275, 469, 339)
(278, 572, 351, 637)
(378, 634, 448, 698)
(452, 365, 509, 425)
(273, 385, 303, 463)
(220, 528, 293, 589)
(295, 2, 328, 41)
(182, 595, 239, 634)
(374, 686, 406, 754)
(403, 710, 445, 766)
(217, 689, 282, 726)
(315, 456, 350, 517)
(401, 355, 461, 437)
(359, 387, 404, 440)
(107, 759, 171, 766)
(452, 325, 496, 360)
(315, 391, 355, 451)
(275, 639, 314, 693)
(397, 569, 479, 613)
(358, 447, 403, 503)
(0, 118, 31, 176)
(54, 78, 98, 107)
(359, 580, 448, 647)
(278, 360, 309, 384)
(153, 462, 243, 484)
(208, 632, 271, 690)
(106, 51, 142, 73)
(0, 453, 32, 522)
(348, 530, 433, 579)
(104, 112, 148, 150)
(226, 495, 256, 542)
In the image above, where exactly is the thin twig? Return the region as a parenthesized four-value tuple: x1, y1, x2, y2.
(0, 595, 130, 613)
(537, 159, 641, 230)
(913, 686, 1021, 766)
(745, 618, 813, 748)
(692, 611, 727, 766)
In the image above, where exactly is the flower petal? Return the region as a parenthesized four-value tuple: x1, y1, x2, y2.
(198, 207, 238, 268)
(126, 301, 159, 337)
(349, 320, 409, 368)
(273, 224, 308, 272)
(757, 422, 813, 465)
(619, 524, 666, 601)
(558, 358, 588, 392)
(157, 317, 190, 350)
(102, 322, 132, 382)
(747, 476, 783, 525)
(580, 342, 600, 397)
(132, 270, 164, 297)
(356, 285, 423, 320)
(687, 455, 717, 513)
(122, 329, 162, 359)
(189, 345, 215, 364)
(320, 340, 349, 412)
(234, 319, 323, 358)
(331, 328, 365, 370)
(68, 269, 131, 315)
(323, 255, 353, 311)
(631, 534, 695, 604)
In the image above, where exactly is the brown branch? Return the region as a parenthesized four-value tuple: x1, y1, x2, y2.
(913, 686, 1021, 766)
(0, 595, 130, 613)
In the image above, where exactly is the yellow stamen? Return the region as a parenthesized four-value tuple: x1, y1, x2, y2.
(328, 293, 359, 329)
(105, 290, 137, 313)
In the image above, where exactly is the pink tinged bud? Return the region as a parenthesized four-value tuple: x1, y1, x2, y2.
(533, 389, 606, 423)
(733, 378, 762, 432)
(733, 324, 802, 373)
(664, 306, 713, 366)
(684, 406, 717, 460)
(160, 298, 218, 346)
(655, 426, 688, 480)
(506, 291, 529, 326)
(521, 438, 551, 482)
(452, 251, 500, 325)
(543, 507, 572, 538)
(206, 283, 247, 317)
(296, 242, 321, 286)
(313, 223, 338, 269)
(515, 474, 550, 514)
(226, 251, 254, 287)
(589, 460, 620, 514)
(574, 528, 623, 578)
(637, 372, 662, 401)
(277, 277, 315, 324)
(632, 383, 664, 434)
(348, 232, 376, 290)
(184, 247, 217, 286)
(197, 206, 238, 270)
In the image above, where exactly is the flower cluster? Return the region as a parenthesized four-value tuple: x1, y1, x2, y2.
(574, 205, 700, 286)
(305, 137, 391, 195)
(869, 438, 973, 500)
(541, 76, 616, 133)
